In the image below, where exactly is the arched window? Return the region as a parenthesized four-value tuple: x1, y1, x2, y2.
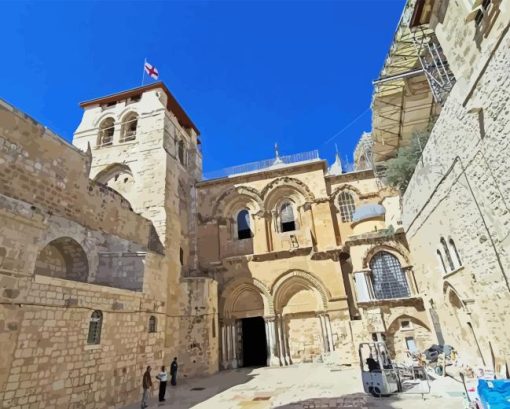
(178, 140, 185, 165)
(97, 117, 115, 147)
(338, 191, 356, 222)
(449, 238, 462, 268)
(120, 112, 138, 142)
(436, 250, 447, 274)
(440, 237, 455, 271)
(148, 316, 157, 333)
(280, 202, 296, 232)
(87, 310, 103, 344)
(237, 209, 251, 240)
(369, 251, 410, 300)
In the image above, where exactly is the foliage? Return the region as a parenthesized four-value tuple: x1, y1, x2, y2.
(385, 129, 431, 194)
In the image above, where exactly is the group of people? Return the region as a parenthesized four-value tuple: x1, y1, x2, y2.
(141, 357, 178, 408)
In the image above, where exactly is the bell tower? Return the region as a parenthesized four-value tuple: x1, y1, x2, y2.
(72, 82, 203, 354)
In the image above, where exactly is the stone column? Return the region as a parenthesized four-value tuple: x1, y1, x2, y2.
(325, 314, 335, 352)
(318, 313, 329, 353)
(280, 314, 292, 365)
(230, 321, 238, 369)
(264, 316, 279, 366)
(220, 319, 229, 369)
(276, 314, 287, 365)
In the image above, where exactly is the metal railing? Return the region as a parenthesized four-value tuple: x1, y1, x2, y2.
(203, 150, 321, 180)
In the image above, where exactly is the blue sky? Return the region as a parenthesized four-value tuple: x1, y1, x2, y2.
(1, 1, 404, 174)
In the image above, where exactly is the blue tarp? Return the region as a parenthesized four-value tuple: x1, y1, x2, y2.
(477, 379, 510, 409)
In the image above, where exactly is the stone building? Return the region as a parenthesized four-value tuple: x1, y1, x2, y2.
(0, 77, 438, 407)
(370, 0, 510, 375)
(197, 148, 432, 368)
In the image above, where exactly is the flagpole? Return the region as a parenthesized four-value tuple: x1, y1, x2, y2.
(141, 57, 146, 86)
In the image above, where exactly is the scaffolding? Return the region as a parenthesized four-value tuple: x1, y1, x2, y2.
(370, 0, 455, 178)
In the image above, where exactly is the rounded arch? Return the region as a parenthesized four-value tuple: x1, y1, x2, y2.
(262, 177, 315, 210)
(119, 111, 138, 142)
(212, 185, 264, 219)
(330, 184, 363, 202)
(221, 277, 274, 318)
(94, 163, 135, 202)
(97, 117, 115, 147)
(362, 244, 411, 269)
(94, 163, 133, 184)
(271, 270, 330, 312)
(443, 281, 467, 311)
(386, 314, 431, 333)
(34, 237, 89, 282)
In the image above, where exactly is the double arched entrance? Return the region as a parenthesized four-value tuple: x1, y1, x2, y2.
(219, 271, 334, 369)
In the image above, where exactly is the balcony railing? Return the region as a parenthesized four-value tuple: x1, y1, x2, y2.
(203, 150, 320, 180)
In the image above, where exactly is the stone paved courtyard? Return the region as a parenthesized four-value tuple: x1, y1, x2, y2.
(123, 363, 466, 409)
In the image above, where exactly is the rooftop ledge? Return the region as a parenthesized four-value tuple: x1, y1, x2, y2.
(201, 150, 323, 182)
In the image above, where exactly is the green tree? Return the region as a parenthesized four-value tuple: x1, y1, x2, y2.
(385, 129, 430, 194)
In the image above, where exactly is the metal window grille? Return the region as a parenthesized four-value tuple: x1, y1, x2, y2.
(87, 310, 103, 344)
(449, 239, 462, 267)
(148, 316, 157, 333)
(280, 202, 296, 232)
(440, 238, 455, 271)
(338, 192, 356, 222)
(237, 210, 251, 239)
(370, 252, 410, 300)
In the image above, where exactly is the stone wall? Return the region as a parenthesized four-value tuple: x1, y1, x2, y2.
(0, 275, 166, 409)
(0, 98, 169, 409)
(402, 6, 510, 372)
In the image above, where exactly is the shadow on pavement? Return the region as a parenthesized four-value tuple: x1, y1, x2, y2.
(128, 368, 258, 409)
(272, 392, 418, 409)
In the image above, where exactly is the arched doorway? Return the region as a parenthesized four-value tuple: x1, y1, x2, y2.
(221, 282, 271, 369)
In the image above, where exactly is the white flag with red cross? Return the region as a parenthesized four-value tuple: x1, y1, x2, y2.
(144, 61, 159, 80)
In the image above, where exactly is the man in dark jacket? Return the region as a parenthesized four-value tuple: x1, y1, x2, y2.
(170, 358, 178, 386)
(141, 366, 153, 409)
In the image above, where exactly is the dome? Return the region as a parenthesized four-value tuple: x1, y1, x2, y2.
(352, 204, 386, 222)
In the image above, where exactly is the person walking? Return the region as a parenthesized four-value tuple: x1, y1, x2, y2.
(156, 366, 168, 402)
(170, 357, 178, 386)
(141, 366, 153, 409)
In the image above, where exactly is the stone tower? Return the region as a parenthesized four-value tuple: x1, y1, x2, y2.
(72, 82, 206, 361)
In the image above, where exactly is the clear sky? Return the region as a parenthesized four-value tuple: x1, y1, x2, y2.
(1, 1, 404, 174)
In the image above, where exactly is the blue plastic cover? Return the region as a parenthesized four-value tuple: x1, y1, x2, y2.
(477, 379, 510, 409)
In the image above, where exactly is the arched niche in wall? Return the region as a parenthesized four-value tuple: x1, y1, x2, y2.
(34, 237, 89, 282)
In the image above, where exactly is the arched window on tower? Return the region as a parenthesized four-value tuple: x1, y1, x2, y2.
(120, 112, 138, 142)
(236, 209, 252, 240)
(449, 238, 462, 268)
(338, 191, 356, 222)
(280, 202, 296, 232)
(87, 310, 103, 344)
(440, 237, 455, 271)
(369, 251, 410, 300)
(97, 117, 115, 147)
(178, 140, 185, 165)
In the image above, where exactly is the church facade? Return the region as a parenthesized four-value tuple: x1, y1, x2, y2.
(0, 81, 434, 408)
